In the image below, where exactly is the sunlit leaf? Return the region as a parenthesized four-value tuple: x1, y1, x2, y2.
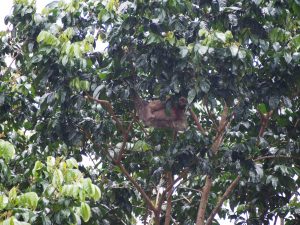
(52, 169, 64, 188)
(18, 192, 39, 210)
(0, 140, 15, 162)
(80, 202, 91, 222)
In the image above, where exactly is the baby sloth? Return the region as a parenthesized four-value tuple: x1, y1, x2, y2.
(134, 94, 188, 131)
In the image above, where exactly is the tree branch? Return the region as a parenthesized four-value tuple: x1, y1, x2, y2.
(211, 104, 229, 154)
(206, 175, 241, 225)
(258, 110, 273, 138)
(196, 176, 213, 225)
(82, 105, 155, 217)
(253, 155, 300, 162)
(196, 103, 229, 225)
(164, 171, 173, 225)
(86, 94, 125, 133)
(116, 122, 133, 163)
(157, 168, 188, 213)
(117, 162, 157, 213)
(190, 108, 206, 135)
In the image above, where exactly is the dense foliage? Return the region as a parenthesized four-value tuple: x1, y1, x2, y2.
(0, 0, 300, 224)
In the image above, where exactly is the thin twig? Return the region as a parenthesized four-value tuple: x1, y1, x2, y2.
(172, 196, 193, 203)
(204, 99, 218, 129)
(86, 151, 97, 167)
(178, 187, 200, 193)
(253, 155, 300, 162)
(2, 45, 24, 76)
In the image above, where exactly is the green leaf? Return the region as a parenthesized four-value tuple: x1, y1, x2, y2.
(73, 44, 81, 58)
(187, 89, 196, 104)
(255, 164, 264, 178)
(238, 49, 246, 59)
(0, 140, 15, 162)
(215, 32, 226, 43)
(198, 28, 208, 37)
(200, 80, 210, 93)
(18, 192, 39, 210)
(31, 54, 43, 63)
(269, 96, 280, 109)
(132, 140, 151, 152)
(198, 45, 208, 55)
(165, 32, 175, 45)
(62, 184, 73, 197)
(93, 84, 105, 98)
(62, 184, 81, 199)
(8, 187, 17, 203)
(1, 217, 31, 225)
(230, 44, 239, 57)
(179, 46, 188, 58)
(37, 30, 59, 46)
(92, 185, 101, 201)
(284, 52, 292, 64)
(70, 77, 81, 90)
(72, 184, 81, 199)
(80, 81, 90, 91)
(274, 165, 289, 175)
(257, 103, 267, 114)
(46, 156, 55, 172)
(62, 55, 68, 66)
(66, 158, 78, 169)
(36, 30, 47, 42)
(52, 169, 64, 188)
(32, 161, 44, 177)
(291, 34, 300, 50)
(266, 175, 278, 188)
(80, 202, 91, 222)
(0, 194, 8, 210)
(83, 178, 94, 195)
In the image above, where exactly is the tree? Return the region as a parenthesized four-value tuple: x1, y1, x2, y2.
(0, 0, 300, 224)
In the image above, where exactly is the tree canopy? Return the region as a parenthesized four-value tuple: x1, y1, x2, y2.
(0, 0, 300, 225)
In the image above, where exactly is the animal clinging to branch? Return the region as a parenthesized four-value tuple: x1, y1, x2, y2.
(133, 92, 188, 131)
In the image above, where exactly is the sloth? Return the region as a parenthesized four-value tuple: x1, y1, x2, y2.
(133, 93, 188, 131)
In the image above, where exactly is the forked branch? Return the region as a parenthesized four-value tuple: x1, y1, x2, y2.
(196, 104, 230, 225)
(86, 95, 157, 217)
(206, 175, 241, 225)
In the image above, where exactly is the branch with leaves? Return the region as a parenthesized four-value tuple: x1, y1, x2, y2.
(195, 103, 238, 225)
(86, 95, 159, 218)
(206, 175, 241, 225)
(86, 95, 125, 133)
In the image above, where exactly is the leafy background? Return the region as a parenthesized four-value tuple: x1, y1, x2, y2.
(0, 0, 300, 225)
